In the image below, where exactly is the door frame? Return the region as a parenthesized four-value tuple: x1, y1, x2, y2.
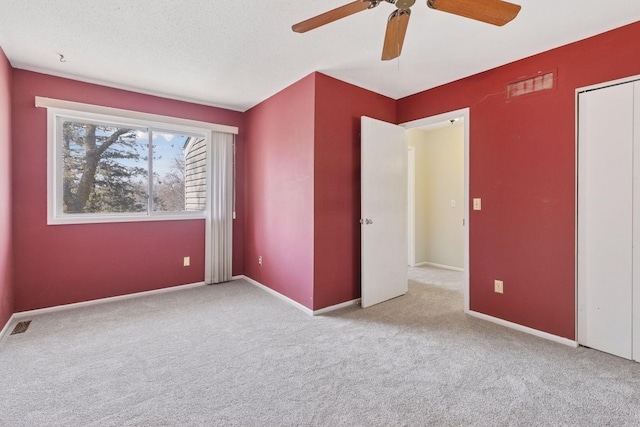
(408, 145, 416, 267)
(400, 108, 470, 312)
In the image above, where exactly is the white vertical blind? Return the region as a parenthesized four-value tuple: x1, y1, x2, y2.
(209, 131, 234, 283)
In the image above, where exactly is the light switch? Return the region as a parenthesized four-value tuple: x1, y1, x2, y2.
(473, 198, 482, 210)
(450, 200, 456, 208)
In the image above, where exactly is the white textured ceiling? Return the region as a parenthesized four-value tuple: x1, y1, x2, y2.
(1, 1, 639, 112)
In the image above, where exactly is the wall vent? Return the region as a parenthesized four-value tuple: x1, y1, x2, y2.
(508, 72, 554, 98)
(10, 320, 31, 335)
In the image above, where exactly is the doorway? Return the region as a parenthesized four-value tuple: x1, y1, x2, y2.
(359, 110, 469, 310)
(402, 109, 470, 312)
(407, 119, 465, 269)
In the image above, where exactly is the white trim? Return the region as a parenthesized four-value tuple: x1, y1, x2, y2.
(412, 261, 464, 272)
(574, 85, 580, 343)
(401, 108, 469, 129)
(401, 108, 470, 312)
(240, 275, 314, 316)
(467, 310, 578, 348)
(12, 282, 207, 319)
(576, 73, 640, 95)
(236, 275, 361, 316)
(49, 213, 207, 225)
(407, 146, 416, 267)
(0, 314, 16, 341)
(313, 299, 361, 315)
(411, 262, 430, 267)
(35, 96, 239, 134)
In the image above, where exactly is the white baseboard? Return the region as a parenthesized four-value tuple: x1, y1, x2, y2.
(236, 275, 360, 316)
(239, 275, 313, 315)
(313, 299, 361, 315)
(13, 281, 207, 319)
(412, 262, 464, 272)
(467, 310, 578, 348)
(0, 314, 16, 341)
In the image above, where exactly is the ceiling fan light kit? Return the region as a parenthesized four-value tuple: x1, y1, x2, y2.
(292, 0, 521, 60)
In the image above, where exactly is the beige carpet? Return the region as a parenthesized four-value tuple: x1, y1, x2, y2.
(408, 264, 464, 291)
(1, 277, 639, 426)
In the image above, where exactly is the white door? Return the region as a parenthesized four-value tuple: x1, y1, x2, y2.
(361, 116, 408, 308)
(577, 82, 635, 360)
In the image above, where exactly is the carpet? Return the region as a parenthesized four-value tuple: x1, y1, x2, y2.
(1, 277, 639, 426)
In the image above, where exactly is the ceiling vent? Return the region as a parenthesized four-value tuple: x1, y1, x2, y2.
(508, 71, 554, 99)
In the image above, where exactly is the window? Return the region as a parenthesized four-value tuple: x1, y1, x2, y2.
(46, 105, 216, 224)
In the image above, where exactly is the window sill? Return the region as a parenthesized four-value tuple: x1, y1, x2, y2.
(47, 212, 206, 226)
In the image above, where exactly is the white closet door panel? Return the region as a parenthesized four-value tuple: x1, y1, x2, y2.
(634, 81, 640, 362)
(578, 82, 634, 360)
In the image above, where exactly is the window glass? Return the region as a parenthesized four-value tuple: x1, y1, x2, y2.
(152, 132, 189, 212)
(61, 120, 149, 214)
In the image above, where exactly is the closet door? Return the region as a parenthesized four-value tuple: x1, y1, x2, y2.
(577, 82, 634, 360)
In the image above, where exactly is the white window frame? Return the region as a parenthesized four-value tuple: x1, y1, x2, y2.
(37, 97, 238, 225)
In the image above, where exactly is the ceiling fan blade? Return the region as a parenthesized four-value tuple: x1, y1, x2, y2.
(382, 9, 411, 61)
(292, 1, 372, 33)
(427, 0, 521, 26)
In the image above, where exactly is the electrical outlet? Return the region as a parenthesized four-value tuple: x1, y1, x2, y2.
(258, 256, 263, 266)
(473, 198, 482, 210)
(183, 256, 190, 267)
(494, 280, 503, 294)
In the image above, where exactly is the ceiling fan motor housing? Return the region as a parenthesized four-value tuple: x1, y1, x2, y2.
(395, 0, 416, 8)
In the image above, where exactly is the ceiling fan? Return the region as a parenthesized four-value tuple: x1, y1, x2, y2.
(292, 0, 521, 60)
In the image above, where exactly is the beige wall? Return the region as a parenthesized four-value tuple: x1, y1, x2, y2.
(407, 123, 464, 269)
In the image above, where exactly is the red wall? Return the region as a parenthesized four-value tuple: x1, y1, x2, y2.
(0, 47, 13, 328)
(11, 71, 245, 311)
(313, 74, 396, 309)
(397, 21, 640, 339)
(6, 20, 640, 333)
(243, 73, 396, 311)
(244, 74, 316, 308)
